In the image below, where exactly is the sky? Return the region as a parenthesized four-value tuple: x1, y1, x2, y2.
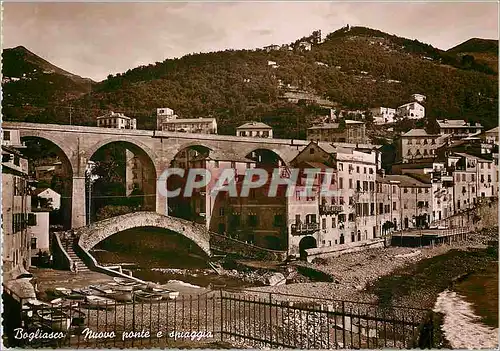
(3, 1, 498, 82)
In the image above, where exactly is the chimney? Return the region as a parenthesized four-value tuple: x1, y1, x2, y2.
(381, 169, 386, 178)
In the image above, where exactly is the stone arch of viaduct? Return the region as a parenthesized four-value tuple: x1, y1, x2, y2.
(7, 122, 307, 230)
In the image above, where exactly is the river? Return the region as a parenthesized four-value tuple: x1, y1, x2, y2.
(90, 227, 260, 288)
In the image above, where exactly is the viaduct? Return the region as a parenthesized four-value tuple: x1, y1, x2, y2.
(4, 121, 309, 230)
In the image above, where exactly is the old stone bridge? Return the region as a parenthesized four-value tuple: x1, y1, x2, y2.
(4, 121, 308, 228)
(76, 211, 211, 256)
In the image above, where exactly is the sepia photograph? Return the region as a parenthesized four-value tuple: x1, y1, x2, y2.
(1, 1, 499, 349)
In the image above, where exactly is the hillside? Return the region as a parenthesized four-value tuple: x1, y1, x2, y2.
(2, 46, 94, 122)
(2, 27, 498, 137)
(447, 38, 499, 73)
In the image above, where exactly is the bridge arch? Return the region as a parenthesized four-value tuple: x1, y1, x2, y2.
(244, 147, 289, 166)
(76, 211, 211, 256)
(84, 138, 159, 220)
(83, 137, 158, 177)
(19, 135, 75, 229)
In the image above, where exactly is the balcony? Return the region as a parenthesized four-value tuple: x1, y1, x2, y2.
(320, 204, 343, 215)
(291, 222, 319, 235)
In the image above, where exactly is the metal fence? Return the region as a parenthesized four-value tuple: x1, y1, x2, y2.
(4, 289, 436, 349)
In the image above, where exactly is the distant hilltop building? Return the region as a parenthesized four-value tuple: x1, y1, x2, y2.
(236, 122, 273, 138)
(156, 107, 217, 134)
(96, 111, 137, 129)
(263, 44, 280, 52)
(397, 102, 425, 120)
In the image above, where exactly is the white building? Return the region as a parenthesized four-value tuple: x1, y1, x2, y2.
(397, 102, 425, 120)
(437, 119, 483, 139)
(96, 111, 137, 129)
(370, 107, 396, 124)
(298, 41, 312, 51)
(485, 126, 499, 145)
(29, 211, 50, 257)
(33, 187, 61, 210)
(411, 93, 426, 103)
(236, 122, 273, 138)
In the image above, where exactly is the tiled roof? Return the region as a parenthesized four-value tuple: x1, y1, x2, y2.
(402, 129, 434, 137)
(384, 174, 431, 187)
(236, 122, 272, 130)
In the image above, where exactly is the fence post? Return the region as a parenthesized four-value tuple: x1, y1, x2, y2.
(269, 293, 273, 348)
(342, 301, 346, 347)
(220, 289, 224, 342)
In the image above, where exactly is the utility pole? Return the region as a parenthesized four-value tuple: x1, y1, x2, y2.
(69, 106, 73, 125)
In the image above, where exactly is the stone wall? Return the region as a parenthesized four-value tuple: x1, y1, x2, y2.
(305, 238, 387, 262)
(210, 232, 287, 261)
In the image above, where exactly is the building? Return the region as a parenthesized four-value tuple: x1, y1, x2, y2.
(437, 119, 484, 139)
(2, 128, 33, 280)
(263, 44, 280, 52)
(298, 41, 312, 51)
(398, 129, 450, 163)
(29, 211, 50, 258)
(370, 107, 396, 125)
(236, 122, 273, 138)
(96, 111, 137, 129)
(385, 174, 432, 229)
(158, 110, 217, 134)
(411, 93, 426, 103)
(396, 102, 425, 120)
(32, 187, 61, 210)
(307, 120, 367, 144)
(485, 126, 499, 145)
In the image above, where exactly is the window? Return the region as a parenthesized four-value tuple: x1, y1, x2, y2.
(404, 188, 408, 193)
(351, 232, 355, 242)
(393, 185, 396, 194)
(295, 214, 301, 224)
(488, 175, 492, 183)
(310, 148, 315, 154)
(348, 213, 355, 221)
(364, 167, 367, 174)
(349, 179, 353, 189)
(332, 218, 336, 228)
(28, 213, 37, 226)
(369, 168, 374, 175)
(418, 188, 422, 194)
(393, 202, 397, 211)
(471, 174, 475, 182)
(425, 189, 429, 193)
(363, 181, 368, 191)
(3, 131, 11, 141)
(274, 214, 284, 227)
(322, 218, 326, 229)
(339, 163, 343, 171)
(339, 177, 343, 189)
(462, 174, 466, 182)
(30, 237, 37, 250)
(214, 160, 219, 167)
(488, 163, 491, 169)
(356, 180, 361, 191)
(356, 166, 360, 173)
(248, 215, 258, 227)
(219, 207, 225, 216)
